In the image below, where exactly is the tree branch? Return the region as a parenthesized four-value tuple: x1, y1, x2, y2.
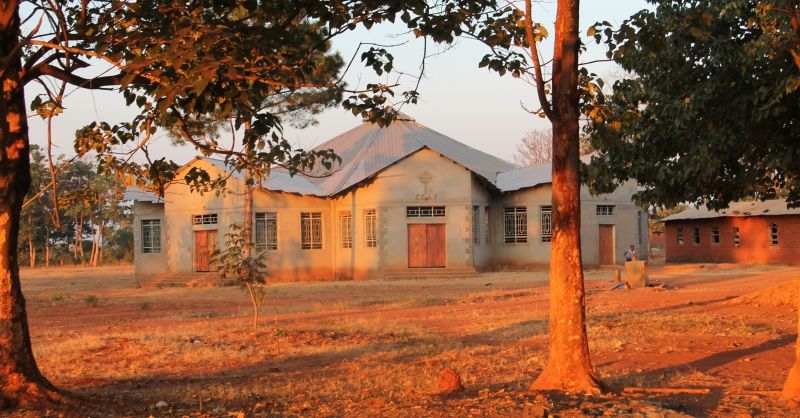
(524, 0, 554, 120)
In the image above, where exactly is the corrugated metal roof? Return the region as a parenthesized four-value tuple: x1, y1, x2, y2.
(203, 157, 325, 196)
(185, 114, 599, 196)
(495, 163, 552, 192)
(123, 186, 162, 203)
(663, 199, 800, 221)
(307, 113, 517, 194)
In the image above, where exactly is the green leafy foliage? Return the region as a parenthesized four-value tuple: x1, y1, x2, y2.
(584, 0, 800, 209)
(210, 223, 267, 331)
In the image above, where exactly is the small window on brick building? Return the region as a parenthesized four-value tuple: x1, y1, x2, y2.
(692, 228, 700, 244)
(711, 227, 720, 244)
(770, 223, 779, 245)
(677, 228, 684, 245)
(733, 227, 740, 247)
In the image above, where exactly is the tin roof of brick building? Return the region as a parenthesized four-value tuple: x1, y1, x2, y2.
(663, 199, 800, 221)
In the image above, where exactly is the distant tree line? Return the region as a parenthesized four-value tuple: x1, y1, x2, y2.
(20, 146, 131, 268)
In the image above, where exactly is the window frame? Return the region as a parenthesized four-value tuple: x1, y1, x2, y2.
(254, 212, 278, 251)
(484, 206, 490, 244)
(596, 205, 615, 216)
(141, 219, 161, 254)
(192, 213, 218, 225)
(711, 226, 720, 245)
(504, 206, 528, 244)
(770, 223, 779, 246)
(364, 209, 377, 248)
(733, 227, 741, 247)
(300, 212, 323, 250)
(339, 211, 353, 249)
(540, 205, 552, 243)
(692, 227, 700, 244)
(677, 228, 684, 245)
(472, 206, 480, 245)
(406, 206, 446, 217)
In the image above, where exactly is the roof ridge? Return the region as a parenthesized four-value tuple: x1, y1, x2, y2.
(327, 126, 385, 194)
(412, 121, 517, 169)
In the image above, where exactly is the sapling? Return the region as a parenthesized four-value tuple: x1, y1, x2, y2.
(210, 223, 267, 332)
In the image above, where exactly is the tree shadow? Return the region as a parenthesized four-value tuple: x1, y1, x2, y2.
(603, 334, 796, 416)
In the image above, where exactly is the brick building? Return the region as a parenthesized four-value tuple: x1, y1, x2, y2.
(663, 199, 800, 265)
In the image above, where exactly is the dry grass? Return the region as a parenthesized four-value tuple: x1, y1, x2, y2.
(14, 264, 800, 416)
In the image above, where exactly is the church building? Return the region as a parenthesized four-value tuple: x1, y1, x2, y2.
(126, 114, 647, 286)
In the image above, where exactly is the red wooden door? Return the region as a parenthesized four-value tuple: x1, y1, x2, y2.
(598, 225, 614, 265)
(426, 224, 446, 267)
(194, 230, 218, 272)
(408, 224, 427, 268)
(407, 224, 446, 268)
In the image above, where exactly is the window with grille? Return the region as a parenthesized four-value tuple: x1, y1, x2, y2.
(540, 205, 552, 242)
(637, 211, 643, 244)
(472, 206, 480, 244)
(677, 228, 684, 245)
(406, 206, 445, 217)
(141, 219, 161, 253)
(692, 228, 700, 244)
(340, 211, 352, 249)
(192, 213, 218, 225)
(733, 227, 740, 247)
(770, 223, 779, 245)
(364, 209, 377, 248)
(255, 212, 277, 251)
(504, 207, 527, 243)
(596, 205, 615, 216)
(711, 227, 720, 244)
(301, 212, 323, 249)
(484, 206, 490, 244)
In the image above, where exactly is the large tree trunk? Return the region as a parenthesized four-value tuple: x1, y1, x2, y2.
(783, 281, 800, 402)
(529, 0, 602, 393)
(0, 2, 68, 408)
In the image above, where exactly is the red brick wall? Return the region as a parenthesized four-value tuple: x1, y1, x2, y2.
(665, 215, 800, 264)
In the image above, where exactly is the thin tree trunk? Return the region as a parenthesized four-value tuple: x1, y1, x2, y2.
(44, 229, 49, 268)
(97, 223, 103, 265)
(0, 2, 68, 408)
(27, 215, 33, 268)
(529, 0, 602, 393)
(77, 213, 84, 263)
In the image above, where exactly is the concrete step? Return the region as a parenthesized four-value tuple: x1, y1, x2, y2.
(138, 273, 234, 288)
(380, 267, 478, 280)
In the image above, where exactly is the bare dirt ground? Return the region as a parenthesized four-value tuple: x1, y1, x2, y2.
(6, 263, 800, 417)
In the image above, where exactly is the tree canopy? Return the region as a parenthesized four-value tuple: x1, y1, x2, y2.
(584, 0, 800, 209)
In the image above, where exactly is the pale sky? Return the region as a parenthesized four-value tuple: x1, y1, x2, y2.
(25, 1, 650, 166)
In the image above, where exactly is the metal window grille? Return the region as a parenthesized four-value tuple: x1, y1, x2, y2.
(484, 206, 490, 244)
(364, 209, 377, 248)
(255, 212, 277, 251)
(733, 227, 740, 247)
(192, 213, 218, 225)
(141, 219, 161, 253)
(472, 206, 480, 244)
(692, 228, 700, 244)
(340, 211, 352, 249)
(406, 206, 445, 217)
(637, 211, 643, 244)
(504, 207, 527, 243)
(677, 228, 684, 245)
(301, 212, 323, 249)
(596, 205, 615, 216)
(540, 206, 552, 242)
(711, 227, 720, 244)
(771, 224, 779, 245)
